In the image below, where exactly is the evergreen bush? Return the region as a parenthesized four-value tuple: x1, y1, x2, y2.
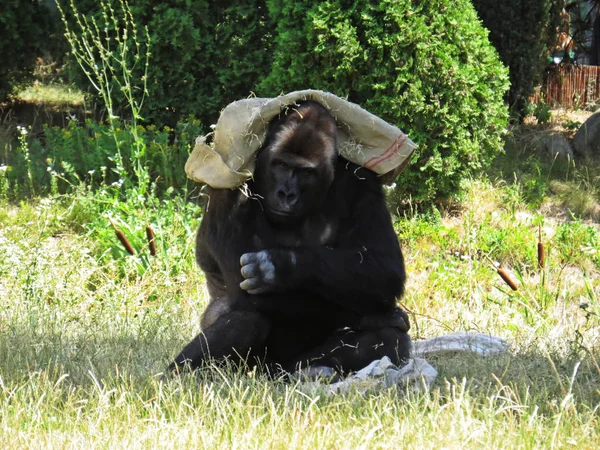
(260, 0, 510, 201)
(51, 0, 509, 201)
(61, 0, 271, 126)
(471, 0, 564, 118)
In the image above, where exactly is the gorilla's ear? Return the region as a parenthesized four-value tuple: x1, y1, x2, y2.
(319, 116, 337, 140)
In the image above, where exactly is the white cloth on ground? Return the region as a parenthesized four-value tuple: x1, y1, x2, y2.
(300, 332, 509, 396)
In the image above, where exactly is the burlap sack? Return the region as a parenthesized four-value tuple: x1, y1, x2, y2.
(185, 90, 417, 188)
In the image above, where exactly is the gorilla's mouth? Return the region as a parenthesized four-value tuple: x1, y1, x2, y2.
(267, 208, 300, 224)
(270, 209, 294, 217)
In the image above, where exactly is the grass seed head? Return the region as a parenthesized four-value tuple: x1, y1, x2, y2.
(485, 254, 518, 291)
(146, 225, 157, 256)
(109, 219, 136, 255)
(497, 267, 518, 291)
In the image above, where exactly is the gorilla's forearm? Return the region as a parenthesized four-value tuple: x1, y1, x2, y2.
(291, 246, 405, 312)
(239, 246, 404, 313)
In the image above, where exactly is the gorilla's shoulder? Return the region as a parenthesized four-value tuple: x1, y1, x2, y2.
(333, 157, 384, 197)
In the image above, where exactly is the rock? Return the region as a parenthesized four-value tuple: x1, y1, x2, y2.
(572, 111, 600, 158)
(531, 132, 573, 159)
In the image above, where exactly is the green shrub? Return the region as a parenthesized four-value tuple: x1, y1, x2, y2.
(260, 0, 510, 202)
(471, 0, 564, 118)
(534, 101, 552, 125)
(60, 0, 271, 127)
(0, 1, 53, 100)
(0, 119, 203, 199)
(44, 0, 509, 202)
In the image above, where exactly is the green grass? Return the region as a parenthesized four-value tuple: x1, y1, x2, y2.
(1, 167, 600, 447)
(15, 83, 86, 107)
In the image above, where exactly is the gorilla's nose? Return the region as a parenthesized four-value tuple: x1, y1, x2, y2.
(277, 189, 298, 209)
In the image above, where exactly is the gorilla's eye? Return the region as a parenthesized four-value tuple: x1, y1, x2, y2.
(298, 167, 316, 177)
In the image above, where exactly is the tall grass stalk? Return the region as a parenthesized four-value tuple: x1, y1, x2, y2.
(17, 126, 34, 196)
(57, 0, 151, 194)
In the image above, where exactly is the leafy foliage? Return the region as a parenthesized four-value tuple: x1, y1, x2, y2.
(471, 0, 565, 118)
(0, 119, 203, 199)
(58, 0, 154, 194)
(0, 0, 53, 100)
(16, 0, 510, 202)
(61, 0, 272, 127)
(260, 0, 510, 201)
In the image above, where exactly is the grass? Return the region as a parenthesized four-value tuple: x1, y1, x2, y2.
(14, 83, 86, 107)
(1, 133, 600, 448)
(493, 109, 600, 222)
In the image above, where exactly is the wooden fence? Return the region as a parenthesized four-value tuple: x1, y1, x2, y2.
(530, 64, 600, 108)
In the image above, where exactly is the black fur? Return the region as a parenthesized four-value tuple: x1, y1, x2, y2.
(169, 101, 410, 376)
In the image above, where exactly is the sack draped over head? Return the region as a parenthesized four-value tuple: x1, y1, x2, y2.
(185, 90, 417, 188)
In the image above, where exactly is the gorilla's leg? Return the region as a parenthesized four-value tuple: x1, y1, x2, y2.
(168, 310, 270, 372)
(288, 327, 411, 375)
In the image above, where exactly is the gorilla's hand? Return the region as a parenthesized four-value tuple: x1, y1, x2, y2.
(239, 250, 296, 295)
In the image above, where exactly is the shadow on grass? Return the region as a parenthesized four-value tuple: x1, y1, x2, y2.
(0, 325, 599, 413)
(428, 347, 600, 413)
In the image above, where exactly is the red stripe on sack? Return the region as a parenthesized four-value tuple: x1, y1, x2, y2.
(364, 133, 403, 168)
(365, 134, 408, 170)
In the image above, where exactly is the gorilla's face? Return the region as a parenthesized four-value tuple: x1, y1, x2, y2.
(255, 102, 337, 225)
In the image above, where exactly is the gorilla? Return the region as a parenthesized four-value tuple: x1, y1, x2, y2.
(169, 100, 411, 377)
